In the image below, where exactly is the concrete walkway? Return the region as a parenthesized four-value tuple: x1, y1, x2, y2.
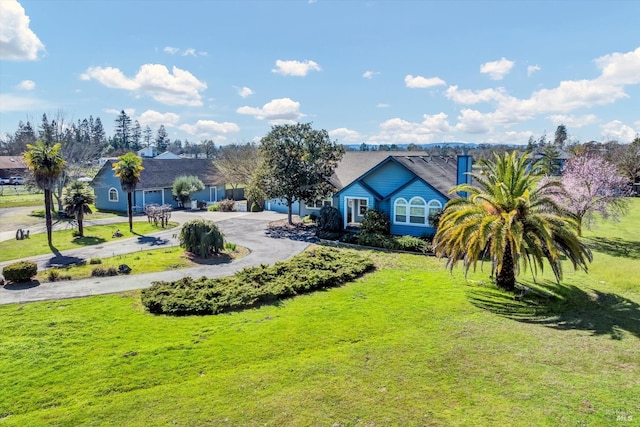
(0, 210, 312, 305)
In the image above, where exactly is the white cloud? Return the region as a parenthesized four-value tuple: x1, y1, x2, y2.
(370, 113, 451, 144)
(17, 80, 35, 90)
(137, 110, 180, 128)
(362, 70, 379, 79)
(595, 47, 640, 85)
(0, 0, 45, 61)
(182, 48, 196, 57)
(480, 57, 515, 80)
(548, 114, 598, 128)
(236, 97, 303, 123)
(163, 46, 179, 55)
(237, 86, 254, 98)
(329, 127, 362, 142)
(376, 103, 390, 108)
(272, 59, 321, 76)
(0, 93, 50, 112)
(82, 64, 207, 106)
(180, 120, 240, 139)
(404, 74, 446, 89)
(601, 120, 638, 143)
(455, 109, 493, 134)
(527, 65, 541, 76)
(445, 86, 508, 105)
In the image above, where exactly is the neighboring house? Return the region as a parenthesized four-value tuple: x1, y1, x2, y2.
(155, 151, 181, 159)
(92, 158, 225, 212)
(0, 156, 27, 181)
(137, 146, 158, 158)
(530, 147, 573, 175)
(268, 151, 473, 237)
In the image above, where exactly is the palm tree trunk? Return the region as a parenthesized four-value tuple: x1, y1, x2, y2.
(78, 211, 84, 237)
(44, 189, 53, 246)
(127, 191, 133, 232)
(496, 243, 516, 291)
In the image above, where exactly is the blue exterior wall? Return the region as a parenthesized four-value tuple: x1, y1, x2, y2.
(361, 161, 414, 198)
(266, 198, 299, 214)
(387, 180, 447, 237)
(93, 170, 129, 212)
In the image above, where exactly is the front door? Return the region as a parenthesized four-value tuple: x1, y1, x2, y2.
(344, 197, 368, 229)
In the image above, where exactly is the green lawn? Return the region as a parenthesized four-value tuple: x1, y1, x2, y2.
(0, 190, 44, 208)
(0, 200, 638, 426)
(0, 222, 177, 262)
(37, 245, 248, 282)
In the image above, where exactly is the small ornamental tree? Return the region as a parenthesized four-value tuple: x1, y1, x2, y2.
(360, 209, 390, 235)
(63, 181, 95, 237)
(172, 175, 204, 207)
(557, 154, 631, 234)
(179, 219, 224, 258)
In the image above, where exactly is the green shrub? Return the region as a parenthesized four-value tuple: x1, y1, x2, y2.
(91, 266, 118, 277)
(89, 257, 102, 265)
(356, 233, 398, 250)
(250, 202, 262, 212)
(317, 230, 343, 240)
(360, 209, 390, 235)
(141, 247, 375, 316)
(318, 206, 341, 231)
(395, 235, 430, 253)
(3, 261, 38, 283)
(224, 242, 237, 251)
(218, 199, 235, 212)
(172, 175, 205, 207)
(179, 219, 225, 258)
(207, 204, 219, 212)
(47, 268, 72, 282)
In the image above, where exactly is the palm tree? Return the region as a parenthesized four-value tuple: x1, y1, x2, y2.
(433, 151, 592, 292)
(63, 181, 95, 237)
(113, 152, 144, 232)
(23, 141, 66, 246)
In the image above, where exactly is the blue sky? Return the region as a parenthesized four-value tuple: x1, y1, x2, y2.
(1, 0, 638, 146)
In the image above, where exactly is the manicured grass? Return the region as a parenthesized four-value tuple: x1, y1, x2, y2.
(0, 200, 638, 426)
(37, 245, 249, 282)
(0, 222, 177, 262)
(0, 190, 44, 208)
(29, 205, 119, 220)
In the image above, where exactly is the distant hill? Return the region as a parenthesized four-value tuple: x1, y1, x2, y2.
(343, 142, 479, 151)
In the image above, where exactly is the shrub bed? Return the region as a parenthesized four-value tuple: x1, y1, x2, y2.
(140, 247, 375, 316)
(334, 232, 431, 254)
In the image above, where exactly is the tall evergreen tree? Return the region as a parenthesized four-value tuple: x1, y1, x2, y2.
(143, 125, 153, 147)
(554, 124, 568, 147)
(131, 120, 142, 151)
(155, 125, 169, 153)
(114, 110, 132, 149)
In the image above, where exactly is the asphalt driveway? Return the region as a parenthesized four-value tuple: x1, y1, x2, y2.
(0, 210, 312, 305)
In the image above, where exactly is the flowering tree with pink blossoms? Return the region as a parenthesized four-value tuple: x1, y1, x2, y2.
(557, 154, 630, 234)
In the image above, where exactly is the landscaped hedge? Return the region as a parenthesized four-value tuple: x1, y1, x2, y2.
(338, 232, 431, 254)
(3, 261, 38, 283)
(140, 247, 375, 316)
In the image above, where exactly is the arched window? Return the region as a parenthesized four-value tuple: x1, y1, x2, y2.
(108, 187, 119, 202)
(427, 200, 443, 226)
(408, 197, 427, 225)
(394, 198, 408, 223)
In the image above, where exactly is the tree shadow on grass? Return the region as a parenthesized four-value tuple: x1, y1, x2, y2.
(466, 280, 640, 340)
(584, 237, 640, 259)
(70, 236, 107, 246)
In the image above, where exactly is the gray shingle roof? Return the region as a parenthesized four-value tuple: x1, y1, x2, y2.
(331, 151, 462, 197)
(99, 158, 222, 189)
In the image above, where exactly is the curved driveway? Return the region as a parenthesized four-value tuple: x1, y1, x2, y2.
(0, 210, 312, 305)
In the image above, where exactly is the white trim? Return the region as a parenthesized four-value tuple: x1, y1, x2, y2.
(343, 197, 368, 229)
(108, 187, 119, 202)
(305, 197, 333, 210)
(393, 196, 433, 227)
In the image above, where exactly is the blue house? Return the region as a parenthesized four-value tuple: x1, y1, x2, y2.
(292, 151, 473, 237)
(92, 158, 226, 213)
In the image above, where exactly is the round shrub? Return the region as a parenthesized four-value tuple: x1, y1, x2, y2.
(179, 219, 225, 258)
(318, 205, 341, 231)
(360, 209, 390, 235)
(250, 201, 262, 212)
(3, 261, 38, 283)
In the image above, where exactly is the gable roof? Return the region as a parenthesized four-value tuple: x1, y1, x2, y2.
(0, 156, 27, 171)
(330, 151, 430, 189)
(95, 158, 223, 189)
(332, 152, 462, 198)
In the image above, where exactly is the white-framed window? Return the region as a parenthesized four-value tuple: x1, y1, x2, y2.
(108, 187, 119, 202)
(307, 198, 333, 210)
(358, 199, 368, 215)
(394, 197, 438, 226)
(427, 200, 443, 226)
